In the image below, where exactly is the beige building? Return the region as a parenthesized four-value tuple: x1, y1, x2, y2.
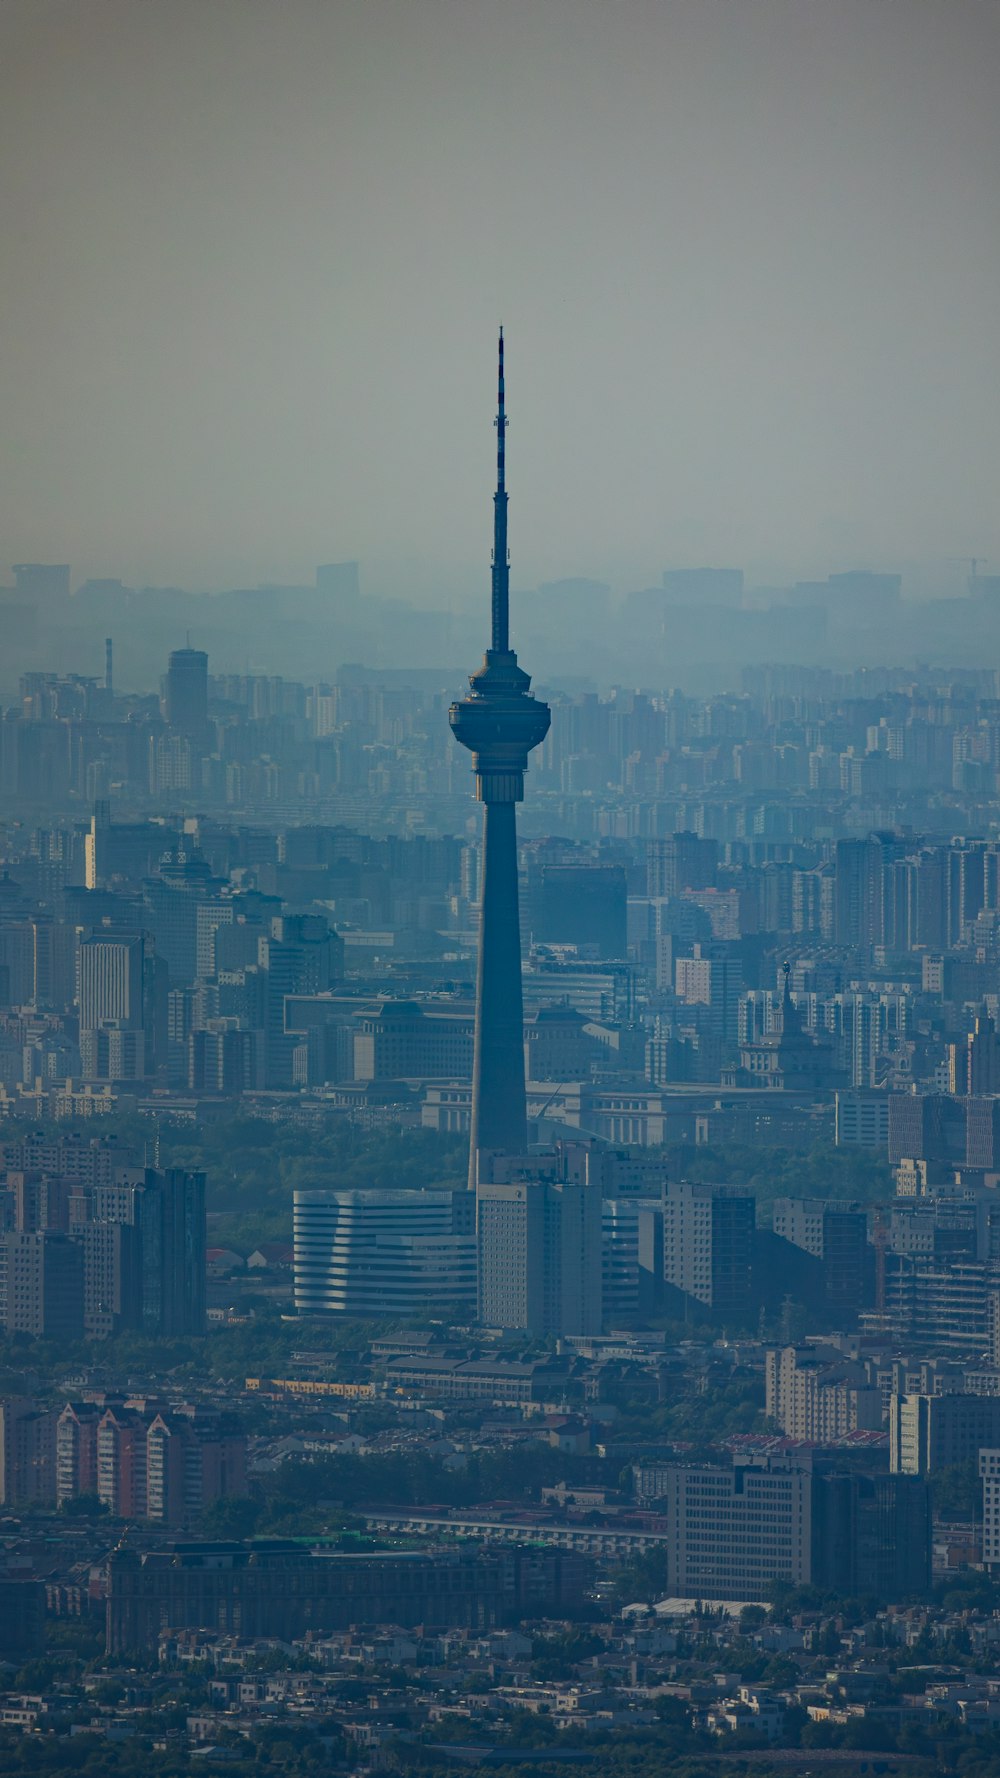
(766, 1345, 882, 1443)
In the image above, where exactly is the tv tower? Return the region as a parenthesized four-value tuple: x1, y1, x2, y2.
(450, 332, 551, 1182)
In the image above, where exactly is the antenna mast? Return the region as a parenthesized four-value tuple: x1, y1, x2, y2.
(491, 328, 509, 653)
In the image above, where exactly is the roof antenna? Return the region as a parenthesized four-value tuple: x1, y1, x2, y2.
(491, 327, 509, 654)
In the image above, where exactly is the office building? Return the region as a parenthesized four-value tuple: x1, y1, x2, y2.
(890, 1390, 1000, 1474)
(78, 931, 159, 1082)
(950, 1015, 1000, 1096)
(164, 648, 209, 737)
(811, 1469, 931, 1599)
(352, 1000, 472, 1083)
(658, 1178, 755, 1314)
(835, 1089, 890, 1149)
(648, 1455, 929, 1604)
(294, 1188, 476, 1319)
(888, 1092, 966, 1168)
(107, 1542, 588, 1655)
(534, 863, 628, 958)
(771, 1199, 870, 1312)
(258, 913, 344, 1087)
(91, 1168, 206, 1336)
(476, 1146, 603, 1336)
(657, 1457, 812, 1602)
(602, 1192, 662, 1323)
(450, 333, 550, 1179)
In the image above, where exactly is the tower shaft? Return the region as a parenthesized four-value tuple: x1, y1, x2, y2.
(471, 800, 525, 1157)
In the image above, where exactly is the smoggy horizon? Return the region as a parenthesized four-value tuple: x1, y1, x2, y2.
(2, 0, 1000, 612)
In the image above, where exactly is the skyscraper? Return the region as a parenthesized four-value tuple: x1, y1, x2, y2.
(164, 648, 209, 736)
(450, 334, 550, 1179)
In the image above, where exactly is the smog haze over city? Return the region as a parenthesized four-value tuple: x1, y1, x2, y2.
(8, 6, 1000, 1776)
(3, 0, 1000, 635)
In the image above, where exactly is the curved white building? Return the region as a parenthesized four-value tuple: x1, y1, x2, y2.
(293, 1188, 476, 1319)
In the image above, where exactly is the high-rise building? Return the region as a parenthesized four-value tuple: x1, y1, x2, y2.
(56, 1402, 102, 1505)
(293, 1189, 476, 1318)
(657, 1178, 755, 1314)
(771, 1199, 870, 1312)
(12, 564, 70, 603)
(644, 1455, 929, 1604)
(534, 864, 628, 958)
(316, 561, 360, 601)
(450, 334, 550, 1180)
(92, 1168, 206, 1336)
(0, 1230, 84, 1341)
(78, 931, 161, 1081)
(0, 1397, 57, 1506)
(258, 914, 344, 1087)
(656, 1457, 812, 1602)
(164, 648, 209, 737)
(662, 568, 744, 608)
(950, 1014, 1000, 1096)
(97, 1407, 148, 1517)
(646, 831, 718, 900)
(475, 1146, 603, 1336)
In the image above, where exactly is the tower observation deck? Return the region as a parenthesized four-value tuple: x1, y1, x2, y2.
(450, 333, 550, 1182)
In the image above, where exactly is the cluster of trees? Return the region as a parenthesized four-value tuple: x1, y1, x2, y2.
(600, 1365, 766, 1449)
(163, 1116, 468, 1253)
(199, 1439, 604, 1543)
(676, 1138, 894, 1212)
(1, 1109, 892, 1259)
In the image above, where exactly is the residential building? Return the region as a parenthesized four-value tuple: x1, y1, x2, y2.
(0, 1397, 56, 1506)
(766, 1345, 882, 1442)
(0, 1229, 84, 1340)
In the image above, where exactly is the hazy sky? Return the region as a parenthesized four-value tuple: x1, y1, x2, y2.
(2, 0, 999, 603)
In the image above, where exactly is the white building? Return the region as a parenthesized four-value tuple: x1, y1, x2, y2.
(293, 1189, 476, 1318)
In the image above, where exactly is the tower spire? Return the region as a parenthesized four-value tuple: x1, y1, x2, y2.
(491, 326, 509, 653)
